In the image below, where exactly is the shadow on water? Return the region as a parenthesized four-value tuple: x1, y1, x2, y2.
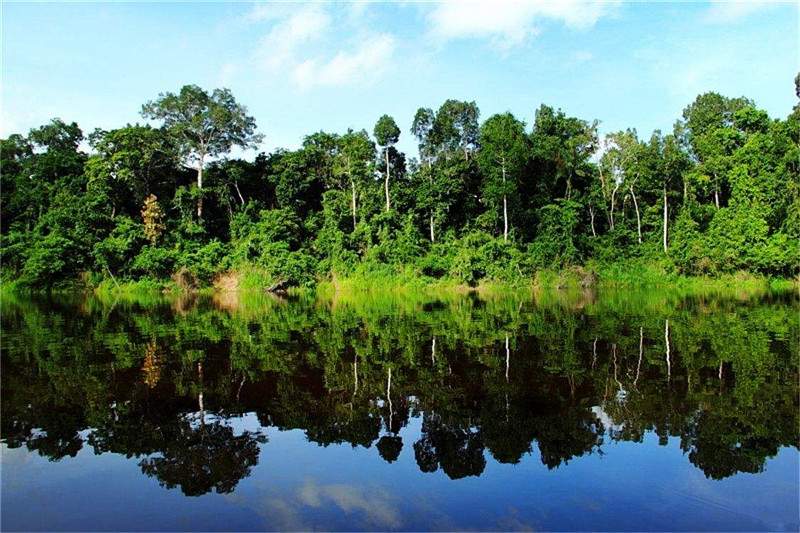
(1, 286, 798, 498)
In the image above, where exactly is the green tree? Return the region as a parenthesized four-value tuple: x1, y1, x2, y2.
(373, 115, 401, 211)
(478, 113, 530, 242)
(141, 85, 263, 218)
(333, 130, 375, 230)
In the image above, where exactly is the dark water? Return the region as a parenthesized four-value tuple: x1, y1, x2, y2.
(1, 288, 798, 531)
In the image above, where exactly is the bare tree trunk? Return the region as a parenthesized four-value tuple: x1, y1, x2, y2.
(428, 161, 435, 242)
(431, 336, 436, 364)
(662, 186, 668, 253)
(384, 149, 390, 211)
(234, 181, 245, 206)
(634, 326, 643, 387)
(665, 319, 671, 382)
(630, 186, 642, 244)
(683, 178, 688, 205)
(353, 354, 358, 394)
(714, 176, 720, 209)
(196, 161, 204, 219)
(505, 336, 510, 382)
(351, 179, 357, 230)
(610, 183, 620, 230)
(589, 206, 597, 237)
(502, 158, 508, 242)
(386, 367, 393, 432)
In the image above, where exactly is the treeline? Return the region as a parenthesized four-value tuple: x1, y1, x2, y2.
(2, 80, 798, 288)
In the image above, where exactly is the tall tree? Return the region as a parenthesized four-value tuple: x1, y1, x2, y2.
(373, 115, 401, 211)
(412, 108, 437, 241)
(679, 92, 751, 208)
(478, 113, 529, 242)
(530, 105, 598, 200)
(333, 130, 375, 230)
(86, 125, 178, 217)
(141, 85, 263, 218)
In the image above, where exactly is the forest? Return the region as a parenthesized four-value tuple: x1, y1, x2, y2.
(2, 78, 798, 290)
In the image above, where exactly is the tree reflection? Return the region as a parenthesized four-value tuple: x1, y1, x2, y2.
(0, 288, 797, 490)
(139, 415, 266, 496)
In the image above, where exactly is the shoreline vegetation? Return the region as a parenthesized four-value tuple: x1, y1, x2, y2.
(3, 264, 796, 304)
(2, 82, 798, 294)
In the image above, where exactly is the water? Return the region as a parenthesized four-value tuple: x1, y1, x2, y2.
(1, 288, 798, 531)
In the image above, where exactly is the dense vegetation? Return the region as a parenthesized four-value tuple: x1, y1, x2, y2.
(2, 78, 798, 290)
(2, 288, 797, 491)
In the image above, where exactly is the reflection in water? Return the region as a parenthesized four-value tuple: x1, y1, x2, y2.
(1, 288, 798, 499)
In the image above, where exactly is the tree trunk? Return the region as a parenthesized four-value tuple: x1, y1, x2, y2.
(353, 355, 358, 394)
(683, 178, 688, 205)
(610, 183, 619, 230)
(635, 326, 643, 387)
(351, 179, 357, 230)
(384, 149, 391, 211)
(714, 186, 720, 209)
(505, 336, 510, 382)
(234, 181, 245, 206)
(662, 186, 668, 253)
(196, 161, 204, 219)
(589, 206, 597, 237)
(502, 158, 508, 242)
(428, 161, 435, 242)
(386, 367, 393, 432)
(665, 319, 671, 381)
(630, 186, 642, 244)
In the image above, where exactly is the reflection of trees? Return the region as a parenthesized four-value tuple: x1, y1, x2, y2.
(377, 436, 403, 463)
(139, 415, 266, 496)
(1, 289, 797, 485)
(533, 405, 604, 469)
(414, 413, 486, 479)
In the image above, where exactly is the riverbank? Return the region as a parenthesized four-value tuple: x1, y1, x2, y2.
(3, 261, 796, 301)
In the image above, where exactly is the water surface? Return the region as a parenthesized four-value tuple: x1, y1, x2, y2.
(2, 288, 798, 531)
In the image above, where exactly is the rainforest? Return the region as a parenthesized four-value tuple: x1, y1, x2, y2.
(2, 79, 798, 293)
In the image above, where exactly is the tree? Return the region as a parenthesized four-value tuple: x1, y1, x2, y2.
(530, 105, 598, 200)
(602, 130, 644, 243)
(141, 194, 166, 244)
(373, 115, 401, 211)
(679, 92, 751, 208)
(478, 113, 529, 242)
(141, 85, 263, 218)
(86, 125, 178, 217)
(333, 130, 375, 230)
(642, 132, 690, 253)
(412, 108, 437, 241)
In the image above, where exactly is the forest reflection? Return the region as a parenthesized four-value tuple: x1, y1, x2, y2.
(1, 287, 797, 496)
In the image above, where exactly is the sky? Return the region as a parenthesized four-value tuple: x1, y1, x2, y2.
(2, 1, 798, 158)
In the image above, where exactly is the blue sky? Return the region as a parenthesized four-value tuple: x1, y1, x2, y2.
(2, 1, 798, 157)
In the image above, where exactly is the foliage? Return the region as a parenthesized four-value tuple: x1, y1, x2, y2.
(2, 83, 798, 290)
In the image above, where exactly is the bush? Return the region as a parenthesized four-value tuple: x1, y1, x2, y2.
(92, 216, 145, 277)
(528, 200, 580, 267)
(132, 246, 176, 279)
(20, 232, 75, 286)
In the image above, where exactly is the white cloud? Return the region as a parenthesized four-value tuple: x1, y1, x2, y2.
(292, 34, 396, 90)
(704, 0, 776, 23)
(254, 6, 330, 71)
(244, 5, 395, 90)
(427, 0, 618, 48)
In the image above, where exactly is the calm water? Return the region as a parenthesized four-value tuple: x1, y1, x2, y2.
(1, 288, 798, 531)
